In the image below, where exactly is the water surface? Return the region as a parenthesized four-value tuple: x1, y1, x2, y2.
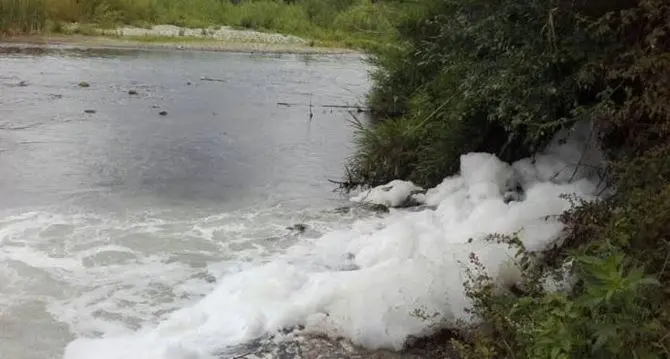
(0, 47, 371, 359)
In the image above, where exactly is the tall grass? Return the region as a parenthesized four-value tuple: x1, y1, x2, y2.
(0, 0, 47, 34)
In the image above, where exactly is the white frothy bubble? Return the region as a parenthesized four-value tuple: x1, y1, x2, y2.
(351, 180, 424, 208)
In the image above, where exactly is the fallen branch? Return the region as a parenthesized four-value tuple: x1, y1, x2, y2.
(328, 178, 364, 187)
(231, 351, 254, 359)
(277, 102, 369, 112)
(200, 76, 226, 82)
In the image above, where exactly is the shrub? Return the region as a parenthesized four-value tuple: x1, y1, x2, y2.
(352, 0, 670, 184)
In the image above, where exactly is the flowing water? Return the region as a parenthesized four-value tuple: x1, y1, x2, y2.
(0, 47, 372, 359)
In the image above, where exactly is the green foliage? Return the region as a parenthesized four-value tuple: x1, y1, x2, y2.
(350, 0, 670, 188)
(351, 0, 580, 187)
(0, 0, 47, 34)
(332, 0, 393, 33)
(218, 1, 311, 34)
(46, 0, 159, 26)
(298, 0, 355, 26)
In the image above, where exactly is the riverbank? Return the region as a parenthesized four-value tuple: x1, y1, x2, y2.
(0, 0, 398, 52)
(0, 25, 359, 55)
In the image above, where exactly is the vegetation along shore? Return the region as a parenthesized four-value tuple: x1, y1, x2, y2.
(0, 0, 414, 51)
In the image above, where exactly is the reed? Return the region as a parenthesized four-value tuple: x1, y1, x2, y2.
(0, 0, 47, 34)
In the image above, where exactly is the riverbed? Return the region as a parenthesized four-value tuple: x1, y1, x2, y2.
(0, 47, 372, 359)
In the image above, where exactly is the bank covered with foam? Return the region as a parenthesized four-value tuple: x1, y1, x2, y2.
(63, 122, 604, 359)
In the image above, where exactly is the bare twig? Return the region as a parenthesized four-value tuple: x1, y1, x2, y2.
(231, 351, 254, 359)
(569, 122, 596, 182)
(328, 178, 363, 188)
(200, 76, 226, 82)
(277, 102, 369, 112)
(656, 331, 670, 354)
(659, 240, 670, 277)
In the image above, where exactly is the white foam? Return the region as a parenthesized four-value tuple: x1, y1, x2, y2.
(0, 204, 362, 352)
(351, 180, 424, 207)
(62, 122, 604, 359)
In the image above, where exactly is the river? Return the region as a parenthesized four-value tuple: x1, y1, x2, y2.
(0, 47, 372, 359)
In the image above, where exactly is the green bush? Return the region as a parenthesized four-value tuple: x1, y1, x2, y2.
(354, 0, 592, 188)
(353, 0, 670, 185)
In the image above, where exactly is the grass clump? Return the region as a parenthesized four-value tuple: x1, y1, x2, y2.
(219, 1, 311, 34)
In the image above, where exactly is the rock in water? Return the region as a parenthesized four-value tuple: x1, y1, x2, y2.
(287, 224, 307, 233)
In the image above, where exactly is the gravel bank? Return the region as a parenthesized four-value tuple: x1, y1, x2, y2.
(0, 25, 358, 54)
(102, 24, 309, 45)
